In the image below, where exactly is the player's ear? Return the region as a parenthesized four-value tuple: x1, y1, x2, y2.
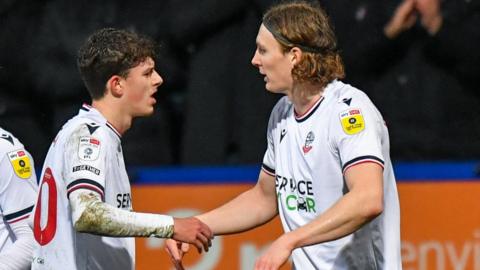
(289, 47, 303, 67)
(107, 75, 124, 97)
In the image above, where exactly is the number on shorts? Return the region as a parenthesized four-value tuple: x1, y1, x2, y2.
(33, 167, 57, 245)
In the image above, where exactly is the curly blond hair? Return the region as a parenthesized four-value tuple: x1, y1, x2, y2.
(263, 1, 344, 91)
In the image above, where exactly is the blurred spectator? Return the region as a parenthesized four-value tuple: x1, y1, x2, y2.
(323, 0, 480, 160)
(29, 0, 126, 132)
(117, 0, 184, 165)
(0, 0, 50, 163)
(166, 0, 279, 165)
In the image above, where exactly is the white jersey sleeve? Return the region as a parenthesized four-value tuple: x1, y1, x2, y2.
(62, 123, 174, 238)
(0, 134, 38, 270)
(63, 123, 107, 200)
(0, 148, 37, 225)
(70, 190, 174, 238)
(0, 219, 37, 270)
(329, 92, 385, 174)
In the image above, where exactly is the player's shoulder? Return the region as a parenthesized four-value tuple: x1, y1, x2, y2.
(271, 96, 292, 118)
(57, 119, 112, 162)
(0, 127, 24, 155)
(327, 80, 375, 112)
(70, 119, 111, 142)
(0, 128, 35, 181)
(57, 115, 111, 148)
(327, 81, 382, 136)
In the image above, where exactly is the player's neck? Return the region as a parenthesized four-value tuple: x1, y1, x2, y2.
(91, 100, 131, 136)
(290, 83, 324, 116)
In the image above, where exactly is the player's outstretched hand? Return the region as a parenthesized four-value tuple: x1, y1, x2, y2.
(165, 239, 189, 270)
(254, 236, 292, 270)
(172, 217, 213, 253)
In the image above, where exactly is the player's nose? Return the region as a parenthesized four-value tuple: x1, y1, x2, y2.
(153, 70, 163, 87)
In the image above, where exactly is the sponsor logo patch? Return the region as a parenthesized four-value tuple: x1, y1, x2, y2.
(78, 136, 101, 161)
(8, 150, 32, 179)
(340, 109, 365, 135)
(116, 193, 132, 209)
(72, 165, 101, 175)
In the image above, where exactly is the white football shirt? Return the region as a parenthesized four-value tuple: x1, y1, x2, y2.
(32, 104, 135, 270)
(0, 127, 37, 256)
(262, 80, 401, 270)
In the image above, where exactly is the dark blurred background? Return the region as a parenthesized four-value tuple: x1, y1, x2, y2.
(0, 0, 479, 169)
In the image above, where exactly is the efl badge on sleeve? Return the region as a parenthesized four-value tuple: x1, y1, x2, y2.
(8, 150, 32, 179)
(78, 136, 101, 161)
(340, 109, 365, 135)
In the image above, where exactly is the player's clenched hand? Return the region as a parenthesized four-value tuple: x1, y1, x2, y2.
(165, 239, 189, 270)
(172, 217, 213, 253)
(254, 236, 293, 270)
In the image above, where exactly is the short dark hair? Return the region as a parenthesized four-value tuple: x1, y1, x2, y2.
(77, 28, 157, 100)
(263, 1, 344, 89)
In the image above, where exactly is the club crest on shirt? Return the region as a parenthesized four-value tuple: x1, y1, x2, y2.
(340, 108, 365, 135)
(78, 136, 101, 161)
(8, 150, 32, 179)
(302, 131, 315, 154)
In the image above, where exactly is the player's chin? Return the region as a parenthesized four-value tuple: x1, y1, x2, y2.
(264, 82, 274, 92)
(144, 107, 155, 116)
(265, 83, 283, 94)
(136, 106, 155, 117)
